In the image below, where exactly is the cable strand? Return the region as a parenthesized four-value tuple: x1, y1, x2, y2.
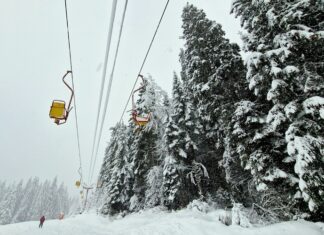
(119, 0, 170, 124)
(64, 0, 83, 184)
(90, 0, 129, 183)
(88, 0, 119, 182)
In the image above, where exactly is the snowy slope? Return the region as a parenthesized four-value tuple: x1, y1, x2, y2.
(0, 208, 323, 235)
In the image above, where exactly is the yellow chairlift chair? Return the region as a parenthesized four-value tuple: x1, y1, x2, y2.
(75, 180, 81, 188)
(49, 71, 74, 125)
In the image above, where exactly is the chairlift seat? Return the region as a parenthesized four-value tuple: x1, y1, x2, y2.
(50, 100, 66, 119)
(75, 180, 81, 188)
(134, 117, 150, 126)
(131, 75, 151, 127)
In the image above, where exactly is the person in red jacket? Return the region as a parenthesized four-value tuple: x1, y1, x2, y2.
(39, 215, 45, 228)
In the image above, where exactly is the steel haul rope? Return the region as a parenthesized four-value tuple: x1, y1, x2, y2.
(119, 0, 170, 124)
(89, 0, 170, 183)
(90, 0, 129, 183)
(88, 0, 119, 182)
(64, 0, 84, 183)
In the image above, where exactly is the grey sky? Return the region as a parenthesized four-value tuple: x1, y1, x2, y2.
(0, 0, 242, 194)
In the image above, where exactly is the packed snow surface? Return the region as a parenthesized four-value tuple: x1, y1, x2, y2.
(0, 208, 323, 235)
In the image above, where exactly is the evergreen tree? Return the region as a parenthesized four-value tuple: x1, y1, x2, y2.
(96, 137, 116, 210)
(48, 177, 59, 218)
(130, 76, 169, 211)
(0, 178, 73, 224)
(232, 0, 324, 218)
(165, 74, 187, 160)
(145, 166, 163, 208)
(163, 74, 195, 208)
(16, 177, 40, 221)
(10, 180, 24, 223)
(162, 154, 184, 209)
(100, 123, 131, 215)
(57, 183, 70, 216)
(97, 76, 169, 214)
(0, 184, 16, 225)
(179, 49, 200, 156)
(120, 127, 136, 212)
(0, 181, 8, 204)
(95, 1, 323, 220)
(180, 4, 249, 200)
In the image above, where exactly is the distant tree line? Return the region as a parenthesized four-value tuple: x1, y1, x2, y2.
(0, 177, 77, 225)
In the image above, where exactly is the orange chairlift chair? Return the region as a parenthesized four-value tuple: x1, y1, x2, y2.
(131, 75, 151, 126)
(49, 71, 74, 125)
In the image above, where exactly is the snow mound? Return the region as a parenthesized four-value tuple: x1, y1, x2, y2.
(0, 209, 323, 235)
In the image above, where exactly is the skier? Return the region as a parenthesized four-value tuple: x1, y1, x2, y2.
(59, 212, 64, 220)
(39, 215, 45, 228)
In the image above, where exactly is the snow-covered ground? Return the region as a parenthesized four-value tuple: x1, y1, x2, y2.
(0, 208, 323, 235)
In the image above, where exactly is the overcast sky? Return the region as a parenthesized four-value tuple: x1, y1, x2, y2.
(0, 0, 242, 194)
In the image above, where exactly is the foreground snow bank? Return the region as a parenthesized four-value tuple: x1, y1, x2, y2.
(0, 208, 323, 235)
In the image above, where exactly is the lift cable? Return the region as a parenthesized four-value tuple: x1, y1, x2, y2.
(88, 0, 118, 182)
(118, 0, 170, 124)
(90, 0, 170, 183)
(89, 0, 129, 183)
(89, 0, 130, 183)
(64, 0, 84, 183)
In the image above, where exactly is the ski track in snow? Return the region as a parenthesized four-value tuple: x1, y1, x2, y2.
(0, 209, 323, 235)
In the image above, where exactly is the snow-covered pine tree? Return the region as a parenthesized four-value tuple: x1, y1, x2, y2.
(144, 92, 170, 208)
(96, 136, 116, 210)
(0, 181, 7, 203)
(28, 180, 49, 220)
(47, 177, 59, 219)
(116, 126, 135, 213)
(96, 76, 169, 214)
(232, 0, 324, 219)
(100, 123, 131, 215)
(165, 74, 187, 160)
(0, 178, 73, 224)
(229, 101, 262, 202)
(10, 180, 24, 223)
(0, 184, 16, 225)
(145, 166, 163, 208)
(162, 154, 183, 209)
(57, 183, 70, 216)
(163, 74, 195, 208)
(180, 4, 250, 200)
(21, 177, 41, 222)
(182, 3, 247, 141)
(179, 49, 200, 157)
(129, 76, 169, 211)
(98, 124, 122, 214)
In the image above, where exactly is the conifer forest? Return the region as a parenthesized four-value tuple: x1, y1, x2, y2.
(0, 178, 76, 225)
(0, 1, 324, 233)
(95, 1, 324, 223)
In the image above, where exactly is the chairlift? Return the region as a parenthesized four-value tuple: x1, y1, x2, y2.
(131, 75, 151, 126)
(75, 180, 81, 188)
(49, 71, 74, 125)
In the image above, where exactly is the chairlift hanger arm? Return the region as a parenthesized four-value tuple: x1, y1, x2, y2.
(132, 74, 145, 109)
(62, 70, 74, 112)
(131, 74, 151, 126)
